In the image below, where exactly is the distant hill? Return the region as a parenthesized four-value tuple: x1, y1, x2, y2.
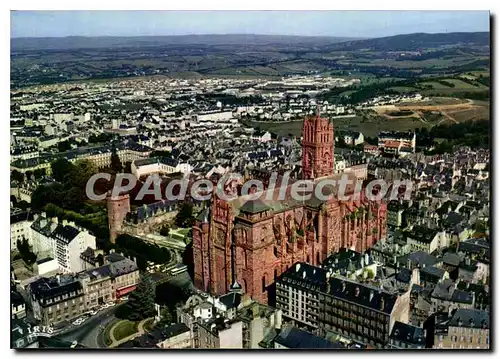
(331, 32, 490, 51)
(11, 34, 361, 51)
(11, 32, 490, 52)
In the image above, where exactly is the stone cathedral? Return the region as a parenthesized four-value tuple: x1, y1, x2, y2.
(193, 111, 388, 303)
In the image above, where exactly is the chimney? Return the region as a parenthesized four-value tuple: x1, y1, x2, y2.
(380, 297, 385, 311)
(302, 271, 306, 279)
(295, 263, 301, 272)
(110, 249, 115, 254)
(369, 290, 374, 302)
(51, 217, 58, 224)
(62, 219, 68, 226)
(133, 257, 137, 264)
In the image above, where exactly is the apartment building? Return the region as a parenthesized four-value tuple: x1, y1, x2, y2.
(107, 252, 140, 299)
(197, 316, 243, 349)
(387, 200, 405, 228)
(378, 131, 416, 153)
(10, 142, 152, 174)
(388, 321, 425, 349)
(29, 252, 139, 326)
(404, 225, 449, 254)
(177, 291, 281, 349)
(275, 262, 411, 348)
(11, 290, 26, 319)
(10, 211, 35, 250)
(432, 309, 489, 349)
(30, 214, 58, 255)
(30, 275, 86, 326)
(154, 323, 192, 349)
(52, 223, 96, 273)
(131, 157, 192, 178)
(274, 324, 344, 349)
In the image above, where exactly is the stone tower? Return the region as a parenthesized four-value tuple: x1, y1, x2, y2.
(233, 198, 275, 304)
(193, 207, 211, 292)
(106, 192, 130, 243)
(302, 107, 334, 179)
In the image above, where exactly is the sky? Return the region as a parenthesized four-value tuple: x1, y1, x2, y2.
(11, 10, 490, 38)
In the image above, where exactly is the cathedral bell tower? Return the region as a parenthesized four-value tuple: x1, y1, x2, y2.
(301, 106, 335, 179)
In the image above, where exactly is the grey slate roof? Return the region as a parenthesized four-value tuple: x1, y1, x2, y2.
(274, 325, 344, 349)
(390, 321, 425, 346)
(442, 252, 462, 267)
(449, 309, 489, 329)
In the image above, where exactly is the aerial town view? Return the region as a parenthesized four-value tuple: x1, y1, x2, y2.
(10, 10, 491, 350)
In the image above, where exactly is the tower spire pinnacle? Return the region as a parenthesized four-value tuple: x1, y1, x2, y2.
(316, 104, 321, 117)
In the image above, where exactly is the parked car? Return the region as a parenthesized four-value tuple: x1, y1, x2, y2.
(89, 310, 98, 316)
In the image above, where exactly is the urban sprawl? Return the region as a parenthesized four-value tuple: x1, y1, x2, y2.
(11, 75, 490, 349)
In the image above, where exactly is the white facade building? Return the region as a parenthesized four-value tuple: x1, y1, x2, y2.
(51, 222, 96, 274)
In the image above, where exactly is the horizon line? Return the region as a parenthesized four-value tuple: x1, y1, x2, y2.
(10, 30, 490, 40)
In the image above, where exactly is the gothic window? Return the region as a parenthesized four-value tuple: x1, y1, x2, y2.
(316, 252, 320, 265)
(274, 247, 278, 258)
(262, 276, 266, 293)
(274, 269, 278, 280)
(307, 255, 310, 263)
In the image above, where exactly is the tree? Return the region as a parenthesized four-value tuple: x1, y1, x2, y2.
(158, 308, 173, 327)
(68, 159, 98, 190)
(31, 183, 65, 211)
(123, 161, 132, 174)
(110, 142, 123, 173)
(16, 238, 36, 264)
(11, 170, 24, 183)
(122, 273, 156, 321)
(175, 202, 194, 228)
(33, 168, 47, 179)
(57, 140, 72, 152)
(16, 200, 30, 211)
(51, 158, 75, 183)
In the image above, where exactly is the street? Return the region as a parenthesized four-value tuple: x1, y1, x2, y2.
(54, 305, 121, 348)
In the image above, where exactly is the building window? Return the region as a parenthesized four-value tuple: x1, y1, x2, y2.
(262, 276, 266, 293)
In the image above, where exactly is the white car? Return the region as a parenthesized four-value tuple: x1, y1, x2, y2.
(105, 302, 116, 308)
(72, 319, 83, 326)
(89, 310, 98, 316)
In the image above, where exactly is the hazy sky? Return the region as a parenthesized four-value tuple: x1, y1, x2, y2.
(11, 10, 490, 38)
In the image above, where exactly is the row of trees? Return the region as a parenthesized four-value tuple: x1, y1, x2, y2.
(114, 234, 172, 271)
(31, 158, 98, 212)
(11, 168, 47, 183)
(417, 120, 490, 155)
